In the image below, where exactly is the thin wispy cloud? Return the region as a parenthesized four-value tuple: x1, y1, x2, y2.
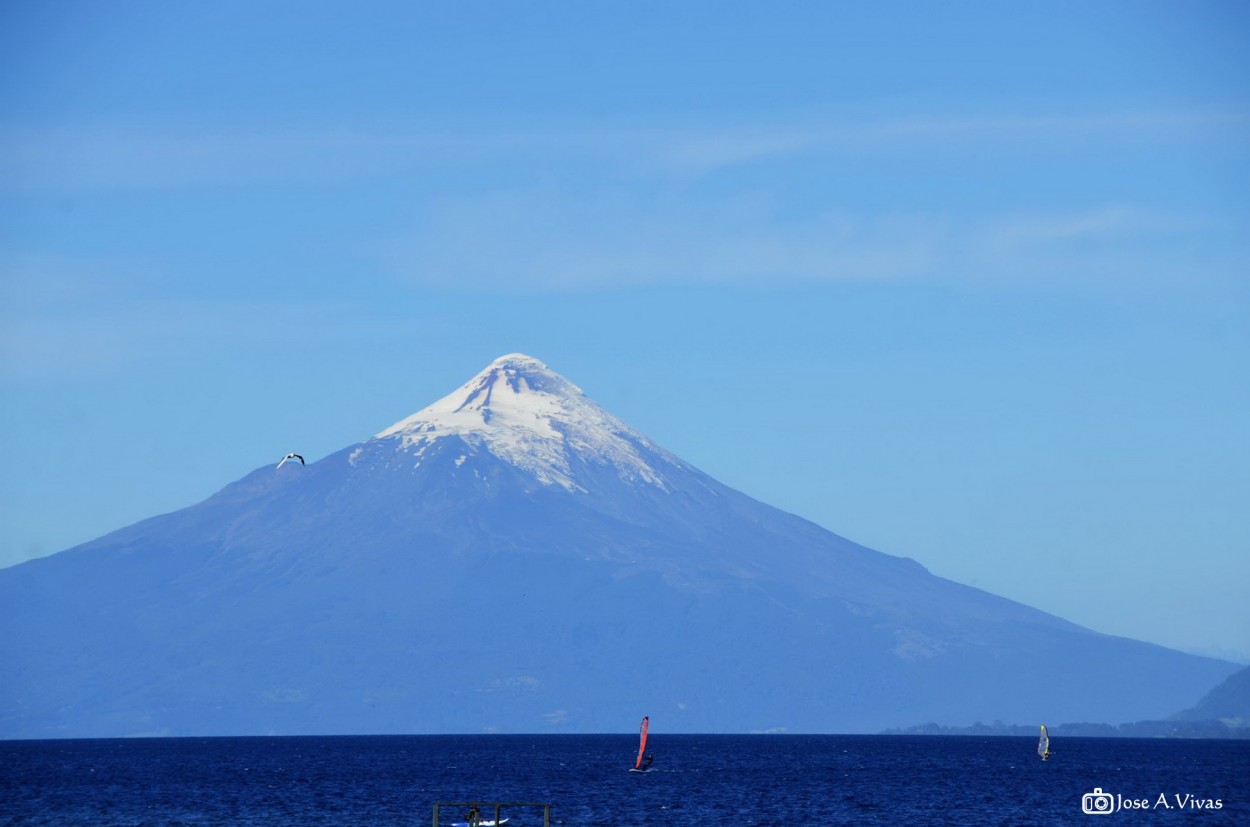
(657, 109, 1250, 171)
(967, 205, 1247, 286)
(2, 107, 1244, 189)
(381, 186, 1242, 292)
(985, 205, 1144, 247)
(0, 261, 406, 380)
(382, 186, 945, 290)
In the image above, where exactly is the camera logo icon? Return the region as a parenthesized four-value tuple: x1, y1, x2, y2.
(1083, 788, 1116, 814)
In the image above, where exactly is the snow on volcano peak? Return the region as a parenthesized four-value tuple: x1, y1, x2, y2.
(374, 354, 676, 491)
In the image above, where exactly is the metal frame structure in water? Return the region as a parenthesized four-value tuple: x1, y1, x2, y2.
(432, 800, 551, 827)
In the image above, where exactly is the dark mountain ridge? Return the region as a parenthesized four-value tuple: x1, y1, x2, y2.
(1174, 664, 1250, 725)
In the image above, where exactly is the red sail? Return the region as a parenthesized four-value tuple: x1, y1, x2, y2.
(634, 716, 649, 768)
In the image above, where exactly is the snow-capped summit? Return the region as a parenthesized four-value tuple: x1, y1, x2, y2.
(374, 353, 677, 491)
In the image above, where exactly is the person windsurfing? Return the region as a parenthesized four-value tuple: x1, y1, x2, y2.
(641, 753, 653, 770)
(631, 715, 650, 772)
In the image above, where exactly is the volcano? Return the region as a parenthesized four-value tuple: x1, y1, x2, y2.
(0, 354, 1236, 737)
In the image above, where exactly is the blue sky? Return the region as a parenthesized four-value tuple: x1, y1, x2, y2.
(2, 1, 1247, 661)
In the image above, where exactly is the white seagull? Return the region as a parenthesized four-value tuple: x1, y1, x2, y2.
(277, 453, 305, 469)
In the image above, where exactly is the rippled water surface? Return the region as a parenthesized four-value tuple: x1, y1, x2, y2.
(2, 734, 1247, 825)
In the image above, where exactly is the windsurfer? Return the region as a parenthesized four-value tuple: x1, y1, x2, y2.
(641, 753, 653, 770)
(467, 805, 481, 827)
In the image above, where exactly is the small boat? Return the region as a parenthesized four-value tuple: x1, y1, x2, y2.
(629, 715, 651, 772)
(1037, 724, 1050, 760)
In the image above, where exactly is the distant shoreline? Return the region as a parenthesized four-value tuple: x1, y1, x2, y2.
(3, 727, 1249, 744)
(882, 720, 1250, 739)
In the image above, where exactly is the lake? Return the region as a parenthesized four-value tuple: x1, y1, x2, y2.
(2, 734, 1246, 825)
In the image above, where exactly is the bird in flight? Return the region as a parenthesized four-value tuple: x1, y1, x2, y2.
(277, 453, 305, 469)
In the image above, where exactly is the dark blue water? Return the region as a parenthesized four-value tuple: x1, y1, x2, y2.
(2, 735, 1247, 826)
